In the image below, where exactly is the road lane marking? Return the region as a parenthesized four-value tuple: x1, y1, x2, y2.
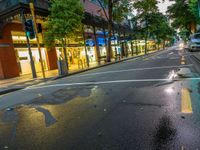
(181, 88, 193, 114)
(23, 77, 200, 90)
(181, 56, 186, 65)
(25, 79, 171, 90)
(181, 61, 186, 65)
(76, 64, 193, 77)
(181, 56, 185, 61)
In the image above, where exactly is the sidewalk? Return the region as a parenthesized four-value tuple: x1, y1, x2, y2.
(0, 49, 164, 95)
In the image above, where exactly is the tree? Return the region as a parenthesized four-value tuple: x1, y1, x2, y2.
(133, 0, 158, 54)
(96, 0, 131, 62)
(132, 2, 175, 51)
(147, 12, 175, 49)
(167, 0, 197, 33)
(44, 0, 84, 74)
(188, 0, 200, 25)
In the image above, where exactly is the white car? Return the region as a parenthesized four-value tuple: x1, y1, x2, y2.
(188, 33, 200, 52)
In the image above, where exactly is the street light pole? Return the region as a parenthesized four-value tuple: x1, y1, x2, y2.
(29, 2, 46, 79)
(20, 9, 37, 78)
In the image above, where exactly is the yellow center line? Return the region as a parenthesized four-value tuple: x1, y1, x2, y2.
(181, 61, 185, 65)
(180, 55, 186, 65)
(181, 88, 193, 114)
(181, 56, 185, 61)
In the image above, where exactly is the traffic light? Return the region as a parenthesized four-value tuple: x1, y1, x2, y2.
(25, 19, 35, 39)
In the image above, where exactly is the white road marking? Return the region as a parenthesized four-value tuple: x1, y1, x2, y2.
(76, 64, 193, 77)
(25, 79, 172, 90)
(24, 77, 200, 90)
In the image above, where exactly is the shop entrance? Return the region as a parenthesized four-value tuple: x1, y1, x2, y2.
(15, 48, 48, 75)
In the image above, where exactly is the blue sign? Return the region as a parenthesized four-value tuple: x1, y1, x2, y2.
(86, 36, 118, 47)
(97, 38, 106, 46)
(86, 39, 95, 46)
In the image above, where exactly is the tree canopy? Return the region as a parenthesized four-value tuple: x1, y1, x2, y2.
(44, 0, 84, 48)
(167, 0, 197, 33)
(132, 0, 175, 50)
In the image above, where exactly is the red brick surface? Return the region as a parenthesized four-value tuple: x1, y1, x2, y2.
(0, 23, 23, 79)
(46, 47, 58, 70)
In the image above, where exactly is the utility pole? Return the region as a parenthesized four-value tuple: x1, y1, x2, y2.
(29, 2, 46, 79)
(20, 9, 37, 78)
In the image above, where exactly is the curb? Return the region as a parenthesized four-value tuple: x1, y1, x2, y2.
(53, 49, 165, 80)
(0, 48, 168, 95)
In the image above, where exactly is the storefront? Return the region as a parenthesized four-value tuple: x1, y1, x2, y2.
(12, 33, 48, 75)
(56, 45, 88, 70)
(111, 36, 121, 57)
(15, 48, 48, 75)
(97, 37, 107, 57)
(147, 40, 156, 51)
(85, 39, 96, 62)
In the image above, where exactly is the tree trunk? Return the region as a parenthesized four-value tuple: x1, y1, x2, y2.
(118, 31, 122, 58)
(112, 29, 117, 60)
(136, 39, 138, 55)
(107, 0, 112, 62)
(62, 39, 69, 74)
(93, 26, 100, 64)
(131, 41, 134, 56)
(123, 32, 128, 57)
(163, 40, 165, 50)
(145, 36, 147, 54)
(82, 26, 89, 67)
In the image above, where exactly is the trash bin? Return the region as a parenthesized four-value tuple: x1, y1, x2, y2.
(57, 59, 68, 76)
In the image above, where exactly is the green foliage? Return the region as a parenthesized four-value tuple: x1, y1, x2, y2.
(112, 0, 131, 23)
(167, 0, 196, 31)
(178, 28, 190, 42)
(132, 0, 175, 46)
(44, 0, 84, 48)
(189, 0, 200, 24)
(96, 0, 131, 22)
(133, 0, 158, 18)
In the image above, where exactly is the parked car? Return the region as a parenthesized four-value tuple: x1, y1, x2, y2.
(187, 33, 200, 52)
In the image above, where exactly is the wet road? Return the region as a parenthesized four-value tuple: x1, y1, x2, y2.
(1, 44, 200, 150)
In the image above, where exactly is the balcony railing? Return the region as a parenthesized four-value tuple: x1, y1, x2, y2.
(0, 0, 49, 13)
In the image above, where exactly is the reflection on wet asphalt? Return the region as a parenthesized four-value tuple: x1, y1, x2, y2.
(0, 48, 200, 149)
(30, 85, 96, 105)
(34, 107, 57, 127)
(153, 116, 177, 150)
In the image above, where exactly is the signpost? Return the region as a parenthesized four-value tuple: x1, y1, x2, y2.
(29, 2, 46, 79)
(21, 9, 37, 78)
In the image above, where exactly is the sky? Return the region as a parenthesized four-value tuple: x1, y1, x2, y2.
(157, 0, 174, 14)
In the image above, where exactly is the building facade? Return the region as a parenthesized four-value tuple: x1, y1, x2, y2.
(0, 0, 131, 79)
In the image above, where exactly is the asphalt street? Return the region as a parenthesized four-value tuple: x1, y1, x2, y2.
(0, 43, 200, 150)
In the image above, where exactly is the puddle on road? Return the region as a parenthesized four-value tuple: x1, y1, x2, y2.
(152, 116, 177, 149)
(34, 107, 57, 127)
(0, 85, 104, 148)
(30, 85, 98, 105)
